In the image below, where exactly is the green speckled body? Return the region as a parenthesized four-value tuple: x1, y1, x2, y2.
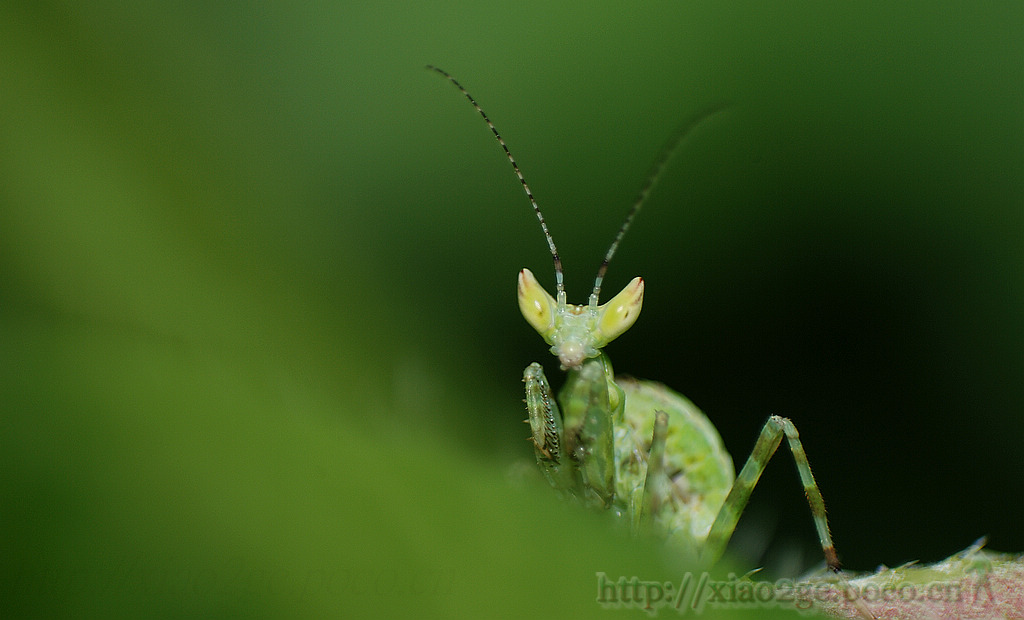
(525, 350, 839, 569)
(616, 376, 734, 551)
(526, 353, 735, 557)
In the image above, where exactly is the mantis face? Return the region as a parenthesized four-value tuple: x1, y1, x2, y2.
(518, 268, 644, 369)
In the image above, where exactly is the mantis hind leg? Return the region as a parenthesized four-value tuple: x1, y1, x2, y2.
(703, 415, 839, 570)
(701, 416, 878, 619)
(637, 410, 669, 536)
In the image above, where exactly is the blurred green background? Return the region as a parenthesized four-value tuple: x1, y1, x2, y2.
(2, 2, 1022, 618)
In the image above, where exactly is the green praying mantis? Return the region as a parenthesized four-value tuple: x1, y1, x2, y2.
(427, 66, 840, 570)
(426, 66, 1024, 620)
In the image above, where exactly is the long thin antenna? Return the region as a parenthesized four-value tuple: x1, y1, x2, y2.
(428, 66, 565, 298)
(590, 104, 730, 304)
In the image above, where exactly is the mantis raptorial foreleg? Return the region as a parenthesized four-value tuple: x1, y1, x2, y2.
(525, 356, 621, 510)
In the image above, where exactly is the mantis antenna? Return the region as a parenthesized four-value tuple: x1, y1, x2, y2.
(427, 65, 565, 301)
(429, 65, 725, 306)
(589, 104, 728, 305)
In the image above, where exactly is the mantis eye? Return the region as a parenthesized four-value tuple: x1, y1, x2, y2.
(518, 268, 557, 338)
(596, 277, 644, 344)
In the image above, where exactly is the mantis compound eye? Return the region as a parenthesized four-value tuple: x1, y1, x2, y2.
(596, 277, 644, 346)
(517, 268, 557, 338)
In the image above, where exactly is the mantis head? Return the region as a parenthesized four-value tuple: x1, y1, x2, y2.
(428, 65, 693, 370)
(518, 268, 644, 369)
